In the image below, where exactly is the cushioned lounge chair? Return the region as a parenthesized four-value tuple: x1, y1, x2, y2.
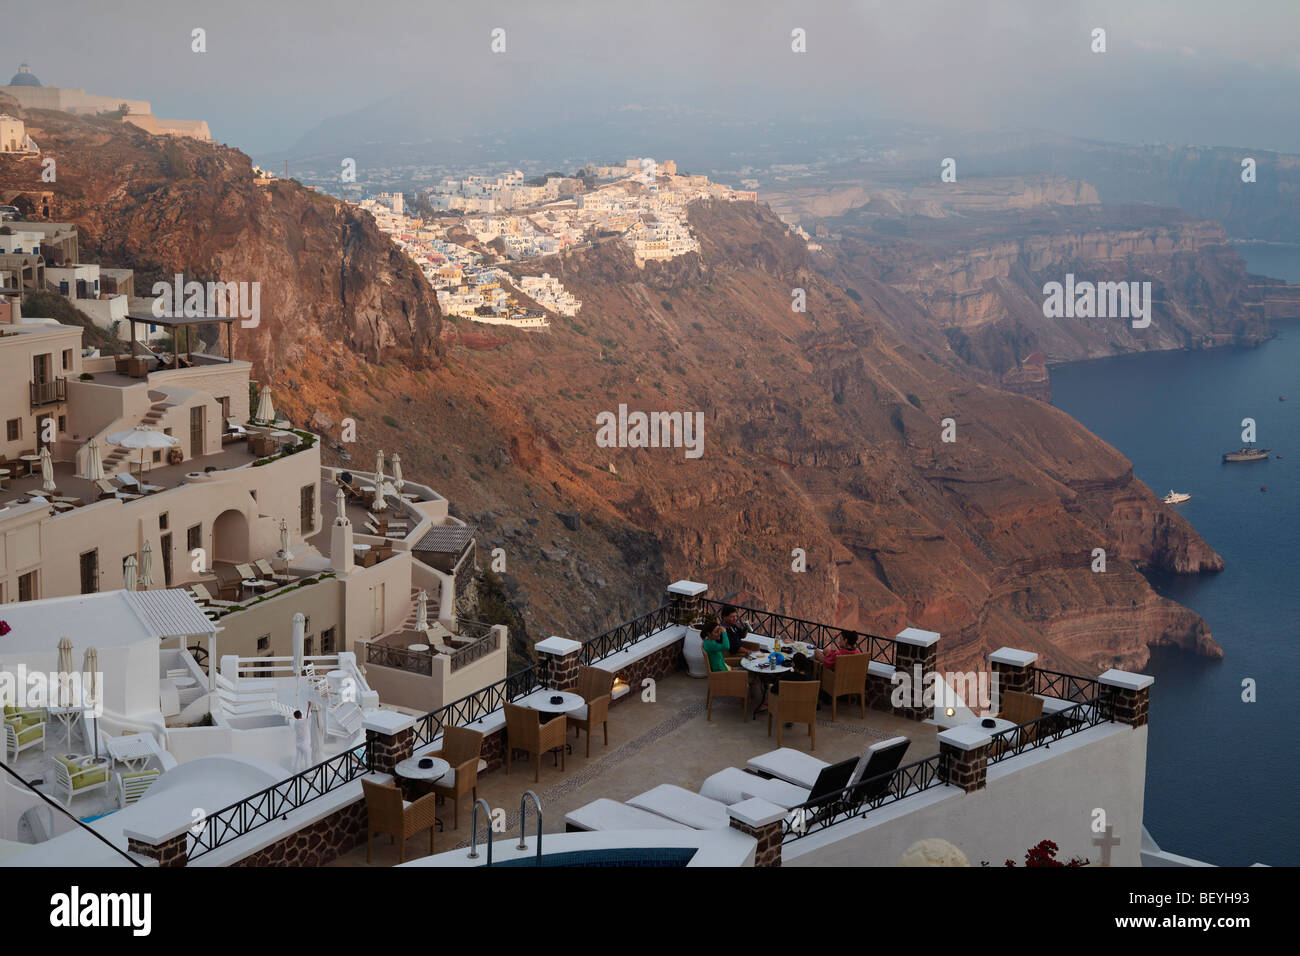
(626, 784, 731, 829)
(564, 798, 692, 833)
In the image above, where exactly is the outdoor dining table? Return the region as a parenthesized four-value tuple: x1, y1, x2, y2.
(105, 733, 157, 771)
(0, 467, 9, 488)
(516, 689, 586, 761)
(46, 705, 83, 746)
(740, 650, 817, 719)
(240, 578, 276, 600)
(394, 755, 451, 830)
(19, 454, 40, 477)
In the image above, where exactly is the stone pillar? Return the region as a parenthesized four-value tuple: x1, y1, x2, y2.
(989, 647, 1038, 709)
(364, 710, 416, 776)
(892, 627, 941, 721)
(123, 827, 189, 867)
(1098, 669, 1154, 728)
(666, 579, 708, 623)
(728, 798, 786, 868)
(330, 494, 355, 575)
(535, 636, 583, 691)
(937, 724, 990, 794)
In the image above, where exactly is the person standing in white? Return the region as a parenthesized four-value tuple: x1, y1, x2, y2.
(293, 705, 313, 772)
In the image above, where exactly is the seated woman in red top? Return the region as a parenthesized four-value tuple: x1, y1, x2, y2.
(815, 630, 861, 670)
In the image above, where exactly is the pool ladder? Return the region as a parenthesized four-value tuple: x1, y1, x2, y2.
(468, 792, 543, 867)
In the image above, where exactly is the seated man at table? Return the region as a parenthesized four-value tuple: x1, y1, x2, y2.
(815, 629, 861, 670)
(700, 622, 732, 672)
(719, 606, 751, 655)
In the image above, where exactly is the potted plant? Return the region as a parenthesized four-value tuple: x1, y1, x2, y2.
(682, 611, 718, 678)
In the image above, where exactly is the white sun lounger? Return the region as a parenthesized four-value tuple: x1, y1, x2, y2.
(626, 784, 731, 830)
(699, 767, 811, 809)
(564, 798, 692, 833)
(745, 747, 831, 788)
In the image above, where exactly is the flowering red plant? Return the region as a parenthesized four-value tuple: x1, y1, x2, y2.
(1001, 839, 1088, 867)
(0, 620, 10, 636)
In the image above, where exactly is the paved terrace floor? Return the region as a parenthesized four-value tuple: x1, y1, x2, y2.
(0, 445, 260, 508)
(329, 670, 939, 866)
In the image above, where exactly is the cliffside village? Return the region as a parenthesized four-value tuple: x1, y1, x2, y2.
(356, 159, 757, 330)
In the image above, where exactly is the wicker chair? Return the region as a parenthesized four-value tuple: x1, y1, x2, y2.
(705, 655, 749, 721)
(361, 777, 437, 864)
(426, 726, 484, 829)
(571, 667, 612, 758)
(995, 690, 1044, 753)
(820, 652, 869, 720)
(769, 680, 818, 750)
(504, 703, 567, 781)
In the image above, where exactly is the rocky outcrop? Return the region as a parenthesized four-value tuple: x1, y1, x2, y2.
(0, 104, 440, 377)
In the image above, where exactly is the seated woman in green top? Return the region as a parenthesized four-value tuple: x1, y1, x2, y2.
(700, 622, 732, 672)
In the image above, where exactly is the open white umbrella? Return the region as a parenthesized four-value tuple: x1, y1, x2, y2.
(255, 387, 275, 424)
(392, 453, 404, 494)
(416, 589, 428, 631)
(123, 554, 138, 591)
(106, 425, 177, 477)
(82, 647, 100, 759)
(139, 540, 154, 589)
(80, 442, 105, 481)
(40, 446, 56, 493)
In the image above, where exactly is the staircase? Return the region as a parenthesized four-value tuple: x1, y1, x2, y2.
(101, 401, 172, 475)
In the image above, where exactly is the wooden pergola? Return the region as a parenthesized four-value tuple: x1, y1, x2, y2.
(125, 311, 237, 367)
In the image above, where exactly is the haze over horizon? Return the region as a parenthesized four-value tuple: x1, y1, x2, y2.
(3, 0, 1300, 161)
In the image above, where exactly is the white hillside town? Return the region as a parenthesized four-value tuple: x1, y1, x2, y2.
(353, 158, 755, 328)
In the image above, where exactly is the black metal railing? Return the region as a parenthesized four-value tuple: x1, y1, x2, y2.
(986, 693, 1115, 766)
(187, 744, 370, 861)
(411, 665, 542, 749)
(450, 627, 501, 672)
(366, 642, 433, 676)
(701, 598, 895, 664)
(1029, 667, 1103, 704)
(30, 377, 66, 407)
(781, 753, 948, 843)
(578, 603, 675, 665)
(457, 619, 495, 641)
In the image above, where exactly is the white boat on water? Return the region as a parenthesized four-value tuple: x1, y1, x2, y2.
(1163, 490, 1191, 504)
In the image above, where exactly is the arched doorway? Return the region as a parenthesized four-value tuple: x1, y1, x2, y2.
(212, 509, 249, 563)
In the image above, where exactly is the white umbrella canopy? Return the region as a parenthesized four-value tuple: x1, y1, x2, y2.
(82, 647, 101, 758)
(56, 636, 74, 707)
(392, 453, 404, 493)
(374, 449, 385, 483)
(255, 387, 275, 424)
(416, 589, 428, 630)
(371, 472, 387, 513)
(40, 446, 56, 493)
(106, 425, 178, 475)
(123, 554, 138, 591)
(80, 442, 105, 481)
(279, 519, 292, 561)
(139, 541, 154, 589)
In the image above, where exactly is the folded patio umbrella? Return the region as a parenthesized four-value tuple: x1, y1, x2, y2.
(255, 386, 275, 424)
(80, 441, 105, 481)
(139, 540, 154, 589)
(40, 446, 56, 493)
(123, 554, 138, 591)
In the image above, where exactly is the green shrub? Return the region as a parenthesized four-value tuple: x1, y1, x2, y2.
(382, 414, 401, 429)
(79, 372, 95, 381)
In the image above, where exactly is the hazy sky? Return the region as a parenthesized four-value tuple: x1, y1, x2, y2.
(3, 0, 1299, 156)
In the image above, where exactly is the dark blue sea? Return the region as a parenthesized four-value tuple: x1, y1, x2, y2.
(1051, 244, 1300, 866)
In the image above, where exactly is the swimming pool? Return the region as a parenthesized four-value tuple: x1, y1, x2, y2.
(489, 847, 696, 868)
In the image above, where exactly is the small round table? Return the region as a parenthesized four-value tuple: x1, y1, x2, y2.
(741, 654, 794, 720)
(408, 644, 430, 653)
(516, 689, 586, 762)
(394, 755, 451, 830)
(19, 455, 40, 477)
(241, 578, 275, 600)
(0, 467, 9, 488)
(515, 689, 586, 715)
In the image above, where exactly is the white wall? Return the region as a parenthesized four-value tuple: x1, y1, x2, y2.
(785, 723, 1148, 867)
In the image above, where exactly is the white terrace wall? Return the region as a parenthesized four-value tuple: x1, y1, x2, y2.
(784, 723, 1147, 868)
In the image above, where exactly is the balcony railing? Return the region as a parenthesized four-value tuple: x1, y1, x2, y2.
(986, 693, 1115, 766)
(450, 626, 500, 672)
(29, 377, 67, 407)
(186, 743, 370, 862)
(1029, 667, 1103, 703)
(366, 642, 433, 676)
(781, 753, 948, 843)
(701, 598, 895, 665)
(578, 603, 675, 666)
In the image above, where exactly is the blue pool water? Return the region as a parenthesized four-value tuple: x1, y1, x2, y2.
(487, 846, 696, 867)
